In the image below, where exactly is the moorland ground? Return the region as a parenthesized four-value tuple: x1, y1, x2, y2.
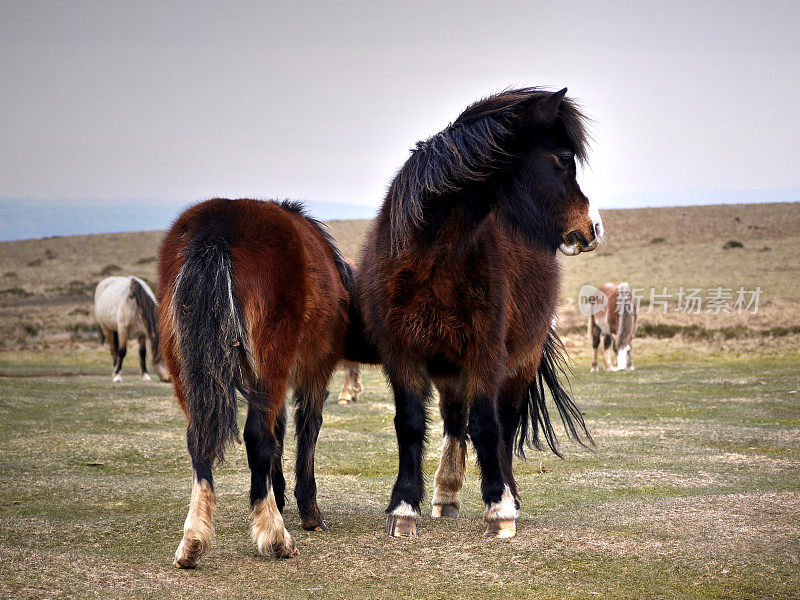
(2, 202, 800, 349)
(0, 348, 798, 599)
(0, 202, 799, 599)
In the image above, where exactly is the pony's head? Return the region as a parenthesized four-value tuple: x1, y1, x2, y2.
(493, 87, 602, 255)
(388, 87, 603, 255)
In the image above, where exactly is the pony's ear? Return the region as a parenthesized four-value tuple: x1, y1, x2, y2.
(531, 88, 567, 126)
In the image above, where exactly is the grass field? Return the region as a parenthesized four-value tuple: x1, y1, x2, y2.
(0, 346, 798, 600)
(2, 202, 800, 349)
(1, 202, 799, 598)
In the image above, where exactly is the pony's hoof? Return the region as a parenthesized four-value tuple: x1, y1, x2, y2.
(173, 538, 204, 569)
(431, 503, 459, 518)
(484, 519, 516, 539)
(274, 538, 300, 559)
(386, 515, 417, 537)
(255, 529, 299, 559)
(300, 515, 328, 531)
(590, 366, 598, 373)
(337, 398, 349, 405)
(112, 373, 122, 383)
(142, 373, 152, 382)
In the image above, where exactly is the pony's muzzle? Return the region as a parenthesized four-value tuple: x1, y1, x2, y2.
(559, 230, 593, 255)
(559, 217, 604, 255)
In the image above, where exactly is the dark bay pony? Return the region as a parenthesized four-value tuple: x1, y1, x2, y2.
(158, 198, 353, 567)
(356, 87, 603, 538)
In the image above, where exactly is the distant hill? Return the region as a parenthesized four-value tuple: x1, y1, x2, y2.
(2, 187, 798, 241)
(601, 186, 799, 209)
(2, 201, 799, 351)
(0, 198, 378, 241)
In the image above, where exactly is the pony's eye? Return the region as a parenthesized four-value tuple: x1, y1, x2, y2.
(557, 152, 573, 168)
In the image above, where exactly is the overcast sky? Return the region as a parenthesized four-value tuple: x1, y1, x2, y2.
(1, 0, 798, 209)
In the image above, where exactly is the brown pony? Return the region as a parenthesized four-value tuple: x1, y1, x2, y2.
(589, 282, 638, 371)
(158, 198, 353, 567)
(356, 88, 603, 538)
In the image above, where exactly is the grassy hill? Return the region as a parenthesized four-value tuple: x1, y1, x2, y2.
(1, 202, 799, 355)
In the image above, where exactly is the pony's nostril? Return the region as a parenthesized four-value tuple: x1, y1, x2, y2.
(593, 220, 604, 240)
(567, 230, 589, 247)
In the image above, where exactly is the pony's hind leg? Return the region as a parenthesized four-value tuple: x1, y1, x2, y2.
(293, 377, 330, 531)
(112, 329, 128, 383)
(337, 361, 363, 404)
(173, 379, 216, 568)
(244, 400, 298, 559)
(470, 393, 517, 539)
(272, 405, 287, 513)
(431, 385, 467, 518)
(174, 460, 216, 568)
(602, 334, 614, 371)
(103, 327, 118, 368)
(137, 334, 151, 381)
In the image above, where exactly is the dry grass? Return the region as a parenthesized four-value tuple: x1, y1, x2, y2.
(2, 202, 799, 351)
(0, 348, 798, 599)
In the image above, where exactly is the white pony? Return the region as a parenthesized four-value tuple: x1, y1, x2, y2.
(588, 282, 638, 372)
(94, 276, 169, 382)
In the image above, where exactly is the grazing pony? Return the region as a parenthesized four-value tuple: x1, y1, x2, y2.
(337, 361, 363, 404)
(589, 282, 638, 371)
(356, 87, 603, 538)
(158, 198, 353, 567)
(94, 276, 169, 382)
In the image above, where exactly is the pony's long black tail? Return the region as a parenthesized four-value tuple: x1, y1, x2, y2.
(172, 232, 247, 469)
(515, 330, 594, 458)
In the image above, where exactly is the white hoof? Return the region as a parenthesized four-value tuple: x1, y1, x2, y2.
(112, 373, 122, 383)
(142, 373, 152, 382)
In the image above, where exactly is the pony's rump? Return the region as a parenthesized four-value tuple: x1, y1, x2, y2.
(516, 330, 594, 458)
(172, 228, 247, 468)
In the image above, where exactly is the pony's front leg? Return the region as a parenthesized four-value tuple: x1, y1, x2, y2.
(245, 404, 299, 559)
(293, 379, 329, 531)
(137, 334, 151, 381)
(174, 460, 216, 568)
(385, 373, 431, 537)
(602, 335, 615, 371)
(469, 394, 517, 539)
(589, 320, 601, 373)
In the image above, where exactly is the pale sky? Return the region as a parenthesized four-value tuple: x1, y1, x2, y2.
(1, 0, 798, 209)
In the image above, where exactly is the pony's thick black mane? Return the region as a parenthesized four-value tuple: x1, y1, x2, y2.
(388, 87, 590, 253)
(279, 200, 354, 291)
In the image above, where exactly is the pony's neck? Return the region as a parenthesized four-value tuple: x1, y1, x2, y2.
(399, 188, 493, 259)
